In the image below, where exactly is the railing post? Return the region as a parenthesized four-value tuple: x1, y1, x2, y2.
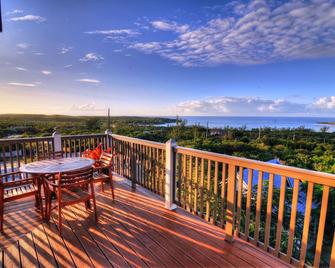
(105, 129, 112, 148)
(52, 128, 62, 153)
(225, 164, 236, 242)
(165, 139, 177, 210)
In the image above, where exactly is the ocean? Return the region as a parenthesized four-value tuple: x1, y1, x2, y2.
(163, 116, 335, 132)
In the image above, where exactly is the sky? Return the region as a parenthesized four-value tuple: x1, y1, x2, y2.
(0, 0, 335, 117)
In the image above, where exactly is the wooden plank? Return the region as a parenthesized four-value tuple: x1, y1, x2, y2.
(42, 221, 76, 268)
(19, 232, 39, 268)
(299, 182, 314, 267)
(313, 185, 330, 267)
(286, 178, 300, 262)
(31, 224, 58, 267)
(274, 176, 287, 256)
(264, 173, 274, 251)
(193, 157, 199, 215)
(61, 209, 112, 267)
(3, 241, 21, 268)
(50, 214, 93, 267)
(254, 171, 263, 244)
(244, 169, 253, 239)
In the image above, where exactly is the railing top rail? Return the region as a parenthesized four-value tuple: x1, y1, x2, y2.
(176, 146, 335, 187)
(61, 133, 106, 139)
(0, 136, 53, 144)
(111, 134, 165, 149)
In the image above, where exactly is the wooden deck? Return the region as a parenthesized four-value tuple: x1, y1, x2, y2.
(0, 176, 290, 267)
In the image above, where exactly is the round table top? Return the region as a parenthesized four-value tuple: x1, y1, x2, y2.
(19, 157, 95, 174)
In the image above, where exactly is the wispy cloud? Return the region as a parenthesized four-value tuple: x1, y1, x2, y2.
(6, 10, 24, 15)
(16, 67, 27, 71)
(41, 70, 52, 75)
(130, 0, 335, 67)
(85, 29, 140, 42)
(76, 78, 100, 84)
(64, 64, 73, 68)
(70, 102, 97, 112)
(59, 47, 73, 54)
(151, 21, 189, 33)
(79, 52, 104, 62)
(8, 82, 36, 87)
(10, 15, 46, 23)
(16, 43, 29, 49)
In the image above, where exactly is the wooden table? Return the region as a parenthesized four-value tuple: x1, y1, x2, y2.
(19, 157, 95, 219)
(20, 157, 95, 174)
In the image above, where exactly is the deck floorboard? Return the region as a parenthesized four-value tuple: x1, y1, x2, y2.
(0, 176, 291, 267)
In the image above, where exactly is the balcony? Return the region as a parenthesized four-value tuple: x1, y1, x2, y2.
(1, 132, 335, 267)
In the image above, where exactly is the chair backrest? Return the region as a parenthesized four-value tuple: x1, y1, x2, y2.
(99, 152, 113, 167)
(0, 171, 31, 185)
(58, 167, 93, 188)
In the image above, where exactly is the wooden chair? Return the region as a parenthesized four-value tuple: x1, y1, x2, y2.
(43, 167, 97, 235)
(38, 150, 63, 161)
(0, 171, 42, 233)
(92, 152, 114, 199)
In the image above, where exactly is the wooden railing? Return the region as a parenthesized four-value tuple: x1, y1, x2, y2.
(0, 136, 54, 173)
(61, 134, 108, 157)
(110, 134, 166, 196)
(1, 132, 335, 266)
(175, 146, 335, 267)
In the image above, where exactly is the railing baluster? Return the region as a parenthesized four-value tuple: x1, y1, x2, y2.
(299, 182, 314, 267)
(220, 163, 227, 228)
(199, 158, 205, 218)
(254, 170, 263, 244)
(225, 164, 236, 242)
(206, 160, 212, 222)
(245, 169, 253, 239)
(193, 157, 199, 215)
(212, 161, 219, 225)
(286, 178, 300, 262)
(188, 155, 193, 212)
(275, 176, 287, 256)
(236, 166, 243, 235)
(264, 173, 274, 251)
(314, 185, 330, 267)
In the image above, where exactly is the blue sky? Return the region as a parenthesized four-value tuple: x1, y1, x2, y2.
(0, 0, 335, 116)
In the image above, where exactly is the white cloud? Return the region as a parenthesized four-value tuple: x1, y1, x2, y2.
(85, 29, 140, 42)
(130, 0, 335, 67)
(34, 52, 44, 56)
(59, 47, 73, 54)
(6, 10, 24, 15)
(176, 96, 307, 115)
(8, 82, 36, 87)
(64, 64, 72, 68)
(129, 42, 161, 52)
(79, 52, 104, 62)
(16, 67, 27, 71)
(76, 78, 100, 84)
(70, 103, 97, 112)
(85, 29, 139, 36)
(151, 21, 189, 33)
(314, 96, 335, 109)
(16, 43, 29, 49)
(10, 15, 46, 23)
(41, 70, 52, 75)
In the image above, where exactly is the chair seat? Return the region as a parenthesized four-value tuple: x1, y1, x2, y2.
(61, 187, 90, 204)
(93, 172, 109, 182)
(4, 184, 37, 200)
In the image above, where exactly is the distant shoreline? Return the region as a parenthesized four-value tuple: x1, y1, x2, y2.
(318, 122, 335, 125)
